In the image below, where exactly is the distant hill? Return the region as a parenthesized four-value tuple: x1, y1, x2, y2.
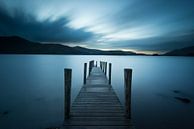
(164, 46, 194, 56)
(0, 36, 137, 55)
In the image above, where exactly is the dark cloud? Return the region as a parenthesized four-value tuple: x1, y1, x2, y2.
(111, 0, 194, 29)
(0, 5, 94, 43)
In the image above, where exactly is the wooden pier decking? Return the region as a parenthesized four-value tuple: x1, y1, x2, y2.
(63, 64, 134, 129)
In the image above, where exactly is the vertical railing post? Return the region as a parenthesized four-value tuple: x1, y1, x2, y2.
(92, 60, 94, 67)
(89, 61, 92, 75)
(108, 63, 112, 84)
(105, 62, 107, 75)
(101, 62, 103, 71)
(89, 61, 91, 75)
(64, 68, 72, 119)
(102, 62, 104, 72)
(124, 69, 132, 119)
(83, 63, 87, 84)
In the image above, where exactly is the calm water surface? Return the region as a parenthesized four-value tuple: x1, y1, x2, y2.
(0, 55, 194, 129)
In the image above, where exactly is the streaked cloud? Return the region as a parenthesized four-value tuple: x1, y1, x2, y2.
(0, 0, 194, 52)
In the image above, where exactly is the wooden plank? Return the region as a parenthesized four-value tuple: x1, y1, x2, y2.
(61, 126, 135, 129)
(65, 117, 131, 121)
(71, 106, 124, 110)
(71, 112, 125, 117)
(64, 119, 132, 126)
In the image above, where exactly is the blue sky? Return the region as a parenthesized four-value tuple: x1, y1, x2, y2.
(0, 0, 194, 54)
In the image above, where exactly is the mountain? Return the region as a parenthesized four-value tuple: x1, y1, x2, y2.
(0, 36, 137, 55)
(164, 46, 194, 56)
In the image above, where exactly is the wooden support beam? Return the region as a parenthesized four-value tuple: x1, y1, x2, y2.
(105, 62, 107, 75)
(103, 62, 105, 73)
(89, 60, 94, 75)
(100, 61, 102, 69)
(83, 63, 87, 84)
(108, 63, 112, 85)
(64, 68, 72, 119)
(124, 69, 132, 119)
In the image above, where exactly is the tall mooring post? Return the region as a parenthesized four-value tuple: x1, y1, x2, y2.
(102, 62, 104, 72)
(64, 68, 72, 119)
(105, 62, 107, 75)
(89, 60, 94, 75)
(124, 69, 132, 119)
(108, 63, 112, 84)
(83, 63, 87, 84)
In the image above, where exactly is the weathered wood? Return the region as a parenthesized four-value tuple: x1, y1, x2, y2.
(63, 118, 132, 126)
(89, 60, 94, 75)
(83, 63, 87, 84)
(124, 69, 132, 119)
(63, 64, 134, 129)
(105, 62, 107, 75)
(101, 61, 105, 73)
(64, 69, 72, 119)
(109, 63, 112, 84)
(101, 61, 103, 72)
(62, 126, 135, 129)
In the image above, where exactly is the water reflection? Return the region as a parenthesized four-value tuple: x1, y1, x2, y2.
(0, 55, 194, 129)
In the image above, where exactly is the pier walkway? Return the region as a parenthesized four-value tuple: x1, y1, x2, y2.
(63, 64, 134, 129)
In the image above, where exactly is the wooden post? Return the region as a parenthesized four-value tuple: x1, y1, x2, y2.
(83, 63, 87, 84)
(89, 61, 91, 75)
(89, 60, 94, 75)
(124, 69, 132, 119)
(96, 61, 97, 67)
(108, 63, 112, 84)
(105, 62, 107, 75)
(64, 69, 72, 119)
(102, 62, 104, 72)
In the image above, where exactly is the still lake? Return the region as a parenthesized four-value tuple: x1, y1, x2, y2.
(0, 55, 194, 129)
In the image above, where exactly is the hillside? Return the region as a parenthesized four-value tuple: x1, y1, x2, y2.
(0, 36, 137, 55)
(164, 46, 194, 56)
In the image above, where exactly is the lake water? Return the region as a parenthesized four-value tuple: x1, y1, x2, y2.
(0, 55, 194, 129)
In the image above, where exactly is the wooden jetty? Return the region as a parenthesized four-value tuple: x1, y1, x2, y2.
(63, 61, 134, 129)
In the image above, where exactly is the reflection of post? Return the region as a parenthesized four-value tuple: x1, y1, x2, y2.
(108, 63, 112, 84)
(96, 61, 97, 67)
(64, 68, 72, 119)
(83, 63, 87, 84)
(124, 69, 132, 119)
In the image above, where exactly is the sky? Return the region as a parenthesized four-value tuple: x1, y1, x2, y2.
(0, 0, 194, 54)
